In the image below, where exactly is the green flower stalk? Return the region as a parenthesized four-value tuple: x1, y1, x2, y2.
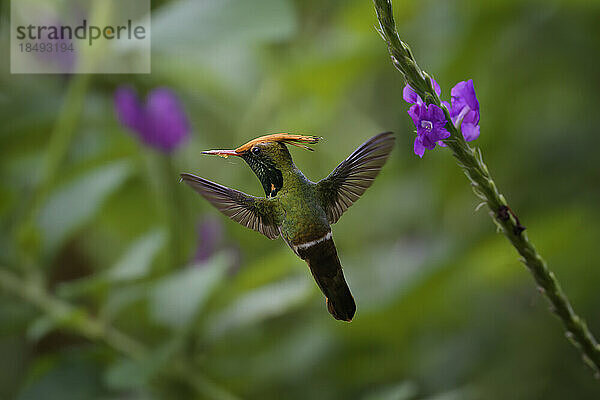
(373, 0, 600, 375)
(0, 267, 240, 400)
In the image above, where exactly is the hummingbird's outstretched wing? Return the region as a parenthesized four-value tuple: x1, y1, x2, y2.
(180, 173, 280, 239)
(316, 132, 395, 224)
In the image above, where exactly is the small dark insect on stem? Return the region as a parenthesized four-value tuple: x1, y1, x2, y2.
(497, 205, 526, 235)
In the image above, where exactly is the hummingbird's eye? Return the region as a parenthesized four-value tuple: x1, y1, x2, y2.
(251, 147, 261, 155)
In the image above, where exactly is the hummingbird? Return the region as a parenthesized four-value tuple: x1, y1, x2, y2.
(180, 132, 395, 322)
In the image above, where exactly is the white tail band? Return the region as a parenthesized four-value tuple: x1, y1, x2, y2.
(295, 231, 332, 251)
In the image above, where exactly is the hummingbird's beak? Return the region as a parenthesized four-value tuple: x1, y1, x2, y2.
(201, 149, 241, 158)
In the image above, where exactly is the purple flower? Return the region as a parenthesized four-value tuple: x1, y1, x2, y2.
(408, 102, 450, 158)
(448, 79, 480, 142)
(114, 87, 190, 153)
(404, 78, 449, 156)
(403, 78, 480, 156)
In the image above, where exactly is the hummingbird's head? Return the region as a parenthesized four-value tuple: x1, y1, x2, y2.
(202, 133, 320, 198)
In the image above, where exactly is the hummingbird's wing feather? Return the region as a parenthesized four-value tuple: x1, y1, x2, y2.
(316, 132, 395, 224)
(180, 173, 280, 239)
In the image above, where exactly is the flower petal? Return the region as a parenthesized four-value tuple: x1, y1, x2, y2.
(413, 137, 426, 158)
(403, 84, 420, 104)
(421, 134, 437, 150)
(408, 104, 421, 126)
(431, 78, 441, 97)
(435, 128, 451, 142)
(451, 79, 479, 114)
(463, 109, 480, 126)
(461, 123, 480, 142)
(430, 104, 447, 123)
(410, 103, 452, 157)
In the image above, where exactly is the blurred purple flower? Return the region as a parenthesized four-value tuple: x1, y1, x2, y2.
(35, 20, 76, 73)
(193, 216, 242, 276)
(194, 216, 223, 263)
(114, 87, 190, 153)
(408, 102, 450, 158)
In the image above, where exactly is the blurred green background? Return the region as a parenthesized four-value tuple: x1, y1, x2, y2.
(2, 0, 600, 399)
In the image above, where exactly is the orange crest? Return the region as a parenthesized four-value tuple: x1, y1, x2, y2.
(235, 133, 320, 153)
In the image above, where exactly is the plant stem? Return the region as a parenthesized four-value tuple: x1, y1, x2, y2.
(15, 75, 91, 272)
(144, 152, 189, 270)
(0, 267, 240, 399)
(373, 0, 600, 376)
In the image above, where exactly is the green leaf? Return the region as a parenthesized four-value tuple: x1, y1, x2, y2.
(37, 161, 132, 256)
(149, 253, 230, 329)
(206, 276, 311, 339)
(104, 337, 182, 391)
(362, 382, 418, 400)
(107, 229, 166, 281)
(104, 358, 149, 391)
(99, 284, 149, 323)
(17, 355, 103, 400)
(26, 308, 91, 342)
(26, 316, 57, 342)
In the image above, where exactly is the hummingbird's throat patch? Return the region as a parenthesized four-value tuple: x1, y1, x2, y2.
(267, 176, 282, 198)
(251, 161, 283, 198)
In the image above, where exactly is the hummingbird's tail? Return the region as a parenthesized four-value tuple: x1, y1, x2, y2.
(296, 232, 356, 322)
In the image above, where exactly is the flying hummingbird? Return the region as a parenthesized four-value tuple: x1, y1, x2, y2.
(180, 132, 395, 322)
